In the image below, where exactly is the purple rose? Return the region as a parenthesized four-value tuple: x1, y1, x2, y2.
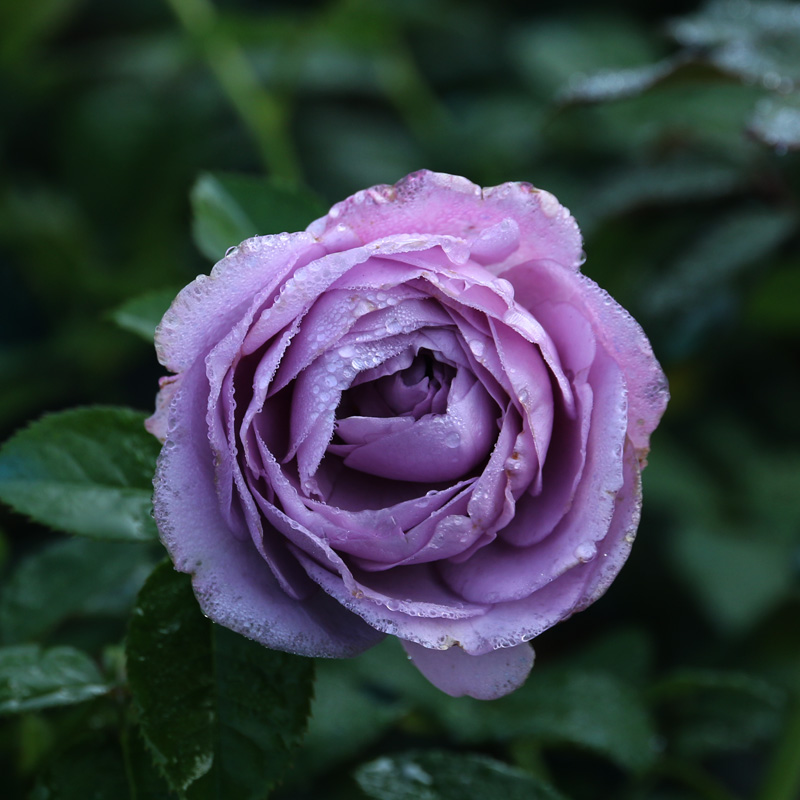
(147, 170, 668, 699)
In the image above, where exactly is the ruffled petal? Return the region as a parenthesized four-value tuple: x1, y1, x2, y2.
(152, 359, 383, 657)
(307, 170, 583, 273)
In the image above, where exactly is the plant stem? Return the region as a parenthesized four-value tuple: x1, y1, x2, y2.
(756, 679, 800, 800)
(165, 0, 302, 184)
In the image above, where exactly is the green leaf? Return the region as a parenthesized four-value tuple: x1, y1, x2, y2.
(0, 407, 161, 541)
(339, 639, 657, 775)
(511, 14, 661, 97)
(560, 56, 687, 104)
(577, 159, 743, 233)
(651, 670, 785, 758)
(126, 561, 315, 799)
(646, 206, 797, 317)
(672, 521, 794, 633)
(191, 172, 327, 261)
(108, 286, 180, 342)
(355, 751, 567, 800)
(300, 656, 411, 775)
(121, 720, 178, 800)
(0, 645, 109, 714)
(439, 669, 657, 773)
(0, 537, 160, 644)
(668, 0, 800, 85)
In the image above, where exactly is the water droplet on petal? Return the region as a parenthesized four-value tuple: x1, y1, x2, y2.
(575, 541, 597, 563)
(444, 430, 461, 448)
(468, 339, 485, 357)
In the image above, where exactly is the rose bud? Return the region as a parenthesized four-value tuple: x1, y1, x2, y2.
(147, 170, 668, 699)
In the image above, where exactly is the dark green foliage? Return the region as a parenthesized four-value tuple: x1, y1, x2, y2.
(356, 751, 567, 800)
(126, 562, 315, 799)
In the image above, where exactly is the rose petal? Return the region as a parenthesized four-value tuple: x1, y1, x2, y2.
(153, 360, 383, 657)
(307, 170, 583, 273)
(155, 234, 324, 373)
(503, 259, 669, 459)
(439, 347, 627, 604)
(401, 640, 535, 700)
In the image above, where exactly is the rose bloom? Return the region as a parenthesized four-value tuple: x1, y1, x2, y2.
(147, 170, 668, 700)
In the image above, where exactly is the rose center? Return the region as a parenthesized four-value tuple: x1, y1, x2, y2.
(327, 347, 498, 483)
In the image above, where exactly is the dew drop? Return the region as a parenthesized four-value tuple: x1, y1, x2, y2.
(574, 541, 597, 563)
(468, 339, 485, 357)
(538, 190, 561, 218)
(444, 430, 461, 449)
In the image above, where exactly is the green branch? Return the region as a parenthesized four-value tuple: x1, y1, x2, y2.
(165, 0, 301, 184)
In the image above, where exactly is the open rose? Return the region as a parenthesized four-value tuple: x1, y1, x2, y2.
(147, 170, 668, 700)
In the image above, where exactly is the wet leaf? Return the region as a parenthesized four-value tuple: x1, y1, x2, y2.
(299, 656, 411, 775)
(748, 93, 800, 151)
(0, 645, 109, 714)
(0, 407, 160, 541)
(511, 15, 660, 96)
(560, 56, 688, 104)
(126, 562, 314, 799)
(355, 750, 567, 800)
(578, 159, 743, 233)
(651, 670, 785, 758)
(668, 0, 800, 86)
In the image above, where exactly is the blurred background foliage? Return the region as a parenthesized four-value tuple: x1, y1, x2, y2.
(1, 0, 799, 798)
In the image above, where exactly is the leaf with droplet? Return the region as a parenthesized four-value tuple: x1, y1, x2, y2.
(355, 751, 567, 800)
(668, 0, 800, 85)
(298, 655, 412, 775)
(0, 645, 110, 715)
(191, 172, 327, 261)
(339, 638, 657, 775)
(108, 286, 180, 342)
(560, 55, 689, 104)
(0, 407, 160, 541)
(748, 93, 800, 152)
(126, 561, 315, 799)
(511, 14, 661, 96)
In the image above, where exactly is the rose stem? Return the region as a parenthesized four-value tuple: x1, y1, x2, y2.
(165, 0, 302, 185)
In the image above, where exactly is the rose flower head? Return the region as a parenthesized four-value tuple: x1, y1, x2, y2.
(147, 170, 668, 700)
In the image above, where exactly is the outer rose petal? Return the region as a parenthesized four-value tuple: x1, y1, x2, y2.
(156, 234, 324, 373)
(307, 170, 583, 273)
(503, 259, 669, 460)
(401, 640, 535, 700)
(154, 360, 384, 657)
